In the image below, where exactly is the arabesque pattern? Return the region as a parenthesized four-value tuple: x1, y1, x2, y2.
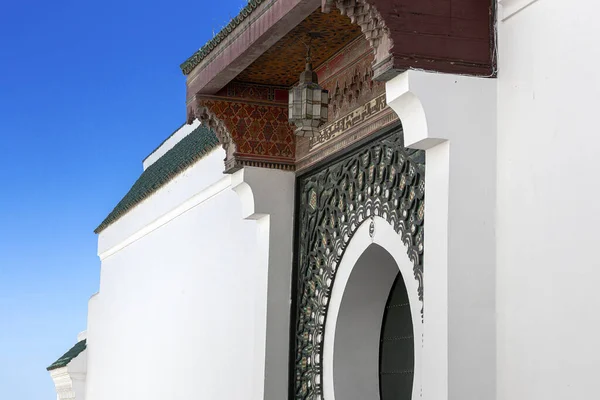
(293, 130, 424, 400)
(189, 95, 296, 172)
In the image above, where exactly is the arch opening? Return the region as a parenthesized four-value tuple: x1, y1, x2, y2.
(331, 243, 414, 400)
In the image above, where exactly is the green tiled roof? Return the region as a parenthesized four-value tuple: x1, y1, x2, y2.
(47, 339, 87, 371)
(180, 0, 265, 75)
(95, 125, 220, 234)
(142, 122, 186, 163)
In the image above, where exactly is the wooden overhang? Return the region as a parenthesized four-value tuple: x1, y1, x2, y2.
(182, 0, 496, 98)
(181, 0, 496, 172)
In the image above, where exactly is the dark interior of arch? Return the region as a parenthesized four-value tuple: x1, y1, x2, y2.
(379, 271, 415, 400)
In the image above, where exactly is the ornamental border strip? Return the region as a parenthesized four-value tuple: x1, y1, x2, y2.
(292, 128, 424, 400)
(180, 0, 268, 75)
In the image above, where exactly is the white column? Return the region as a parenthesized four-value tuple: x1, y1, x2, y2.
(231, 167, 295, 400)
(386, 70, 497, 400)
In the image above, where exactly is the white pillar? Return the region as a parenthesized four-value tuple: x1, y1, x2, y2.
(231, 167, 295, 400)
(386, 70, 497, 400)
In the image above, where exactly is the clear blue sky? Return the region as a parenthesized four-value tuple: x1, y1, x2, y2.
(0, 0, 242, 397)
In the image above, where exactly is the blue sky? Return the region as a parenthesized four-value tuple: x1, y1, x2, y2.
(0, 0, 242, 397)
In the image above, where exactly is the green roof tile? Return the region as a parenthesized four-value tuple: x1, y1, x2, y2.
(47, 339, 87, 371)
(142, 122, 186, 163)
(95, 125, 220, 234)
(180, 0, 265, 75)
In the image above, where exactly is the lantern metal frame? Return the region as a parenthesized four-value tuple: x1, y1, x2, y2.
(288, 36, 329, 137)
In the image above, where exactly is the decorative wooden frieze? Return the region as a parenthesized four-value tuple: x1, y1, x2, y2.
(317, 37, 385, 117)
(188, 94, 295, 173)
(296, 107, 397, 172)
(328, 67, 376, 118)
(336, 0, 387, 51)
(322, 0, 389, 58)
(296, 37, 395, 171)
(215, 81, 289, 104)
(309, 93, 387, 151)
(322, 0, 394, 80)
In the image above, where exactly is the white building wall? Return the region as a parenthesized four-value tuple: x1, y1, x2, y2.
(387, 70, 497, 400)
(497, 0, 600, 398)
(81, 3, 600, 397)
(86, 147, 277, 400)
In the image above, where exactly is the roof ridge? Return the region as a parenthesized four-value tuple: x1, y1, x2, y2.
(47, 339, 87, 371)
(142, 122, 186, 163)
(180, 0, 265, 75)
(94, 125, 220, 234)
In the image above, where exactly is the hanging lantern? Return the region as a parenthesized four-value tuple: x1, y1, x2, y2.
(288, 40, 329, 137)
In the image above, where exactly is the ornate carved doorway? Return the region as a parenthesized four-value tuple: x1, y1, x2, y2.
(290, 126, 425, 400)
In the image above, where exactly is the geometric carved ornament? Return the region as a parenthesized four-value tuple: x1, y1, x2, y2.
(188, 94, 296, 173)
(292, 129, 425, 400)
(322, 0, 393, 79)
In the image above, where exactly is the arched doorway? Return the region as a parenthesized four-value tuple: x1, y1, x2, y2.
(320, 217, 422, 400)
(327, 243, 414, 400)
(291, 128, 425, 400)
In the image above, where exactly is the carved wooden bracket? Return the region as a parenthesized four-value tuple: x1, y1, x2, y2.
(187, 95, 296, 173)
(322, 0, 496, 79)
(322, 0, 390, 66)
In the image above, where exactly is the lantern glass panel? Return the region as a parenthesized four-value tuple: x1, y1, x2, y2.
(306, 88, 313, 102)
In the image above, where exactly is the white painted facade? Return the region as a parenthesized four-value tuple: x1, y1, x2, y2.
(85, 130, 295, 400)
(496, 0, 600, 398)
(59, 1, 600, 399)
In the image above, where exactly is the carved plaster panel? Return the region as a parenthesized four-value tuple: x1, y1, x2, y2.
(317, 38, 385, 120)
(296, 37, 393, 171)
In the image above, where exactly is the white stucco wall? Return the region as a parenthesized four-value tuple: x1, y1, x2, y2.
(86, 143, 295, 400)
(387, 71, 497, 400)
(81, 3, 600, 397)
(497, 0, 600, 398)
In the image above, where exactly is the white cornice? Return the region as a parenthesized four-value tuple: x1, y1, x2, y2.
(98, 174, 231, 260)
(499, 0, 541, 20)
(50, 367, 76, 400)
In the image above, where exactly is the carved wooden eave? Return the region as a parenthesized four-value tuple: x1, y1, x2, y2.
(187, 90, 296, 173)
(182, 0, 496, 99)
(181, 0, 496, 173)
(183, 0, 322, 101)
(323, 0, 496, 79)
